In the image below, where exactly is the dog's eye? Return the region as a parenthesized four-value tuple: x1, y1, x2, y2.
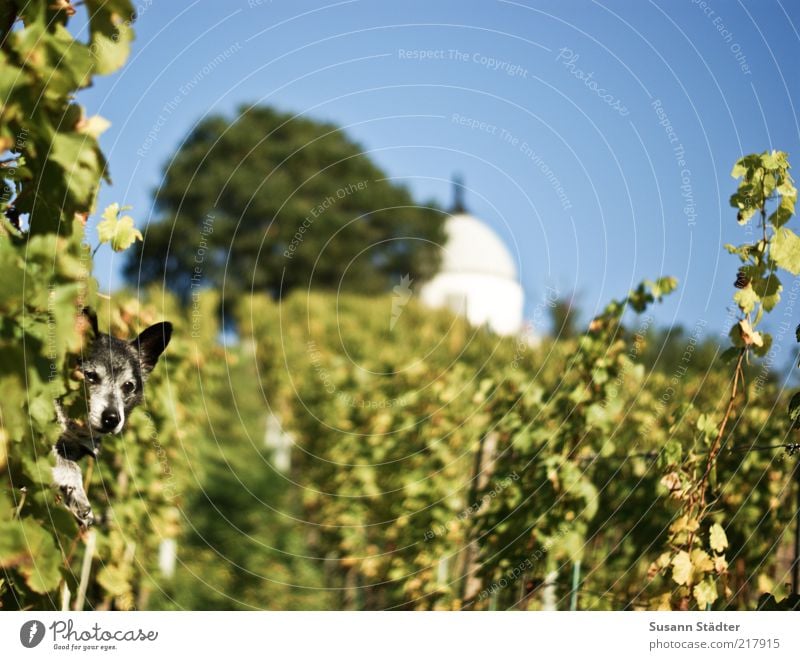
(84, 371, 100, 385)
(122, 381, 136, 395)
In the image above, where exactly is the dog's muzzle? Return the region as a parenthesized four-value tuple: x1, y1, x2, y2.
(100, 408, 123, 434)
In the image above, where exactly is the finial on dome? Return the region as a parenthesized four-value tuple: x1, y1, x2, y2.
(451, 173, 466, 214)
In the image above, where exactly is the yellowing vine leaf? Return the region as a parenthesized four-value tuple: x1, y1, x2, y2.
(709, 523, 728, 553)
(647, 551, 672, 579)
(693, 579, 718, 610)
(670, 514, 699, 535)
(77, 114, 111, 139)
(738, 318, 763, 347)
(660, 471, 681, 496)
(671, 551, 692, 586)
(690, 548, 714, 574)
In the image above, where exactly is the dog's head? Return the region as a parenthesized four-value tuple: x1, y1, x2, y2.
(79, 310, 172, 434)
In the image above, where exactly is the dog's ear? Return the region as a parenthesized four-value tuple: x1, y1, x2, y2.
(130, 322, 173, 375)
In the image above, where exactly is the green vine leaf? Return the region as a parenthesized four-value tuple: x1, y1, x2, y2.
(733, 285, 758, 314)
(752, 332, 772, 358)
(0, 520, 61, 594)
(85, 0, 135, 76)
(752, 274, 782, 311)
(788, 392, 800, 428)
(769, 206, 792, 228)
(97, 564, 132, 598)
(771, 227, 800, 275)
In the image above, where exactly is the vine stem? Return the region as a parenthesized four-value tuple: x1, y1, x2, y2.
(460, 433, 489, 605)
(13, 487, 27, 518)
(688, 348, 746, 549)
(688, 189, 767, 546)
(73, 529, 96, 611)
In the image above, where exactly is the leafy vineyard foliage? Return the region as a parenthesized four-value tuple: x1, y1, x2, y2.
(1, 0, 134, 605)
(648, 151, 800, 610)
(238, 271, 798, 610)
(145, 327, 332, 611)
(0, 1, 222, 611)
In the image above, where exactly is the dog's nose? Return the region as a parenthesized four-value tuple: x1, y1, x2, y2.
(101, 409, 120, 431)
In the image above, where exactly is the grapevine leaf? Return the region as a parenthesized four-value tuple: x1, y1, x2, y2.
(77, 114, 111, 139)
(0, 520, 62, 594)
(671, 551, 692, 586)
(730, 193, 757, 224)
(752, 332, 772, 358)
(777, 178, 796, 197)
(696, 414, 718, 438)
(788, 392, 800, 428)
(649, 551, 672, 577)
(738, 319, 763, 347)
(731, 161, 748, 178)
(662, 440, 683, 467)
(709, 523, 728, 553)
(724, 243, 751, 262)
(752, 274, 782, 311)
(769, 206, 792, 228)
(771, 227, 800, 275)
(729, 323, 745, 348)
(650, 276, 678, 299)
(690, 548, 714, 574)
(693, 579, 718, 610)
(660, 471, 682, 495)
(780, 192, 796, 216)
(85, 0, 135, 76)
(97, 203, 142, 252)
(761, 150, 787, 169)
(97, 564, 131, 597)
(670, 515, 699, 536)
(733, 285, 758, 314)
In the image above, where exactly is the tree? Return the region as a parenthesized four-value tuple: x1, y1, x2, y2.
(125, 105, 446, 301)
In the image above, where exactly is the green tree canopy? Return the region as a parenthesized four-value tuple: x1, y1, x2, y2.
(125, 105, 446, 300)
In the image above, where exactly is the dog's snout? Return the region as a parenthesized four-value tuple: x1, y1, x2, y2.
(101, 408, 120, 431)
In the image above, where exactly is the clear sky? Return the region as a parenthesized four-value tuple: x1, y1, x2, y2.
(77, 0, 800, 364)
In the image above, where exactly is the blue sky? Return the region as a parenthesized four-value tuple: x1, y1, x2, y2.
(78, 0, 800, 364)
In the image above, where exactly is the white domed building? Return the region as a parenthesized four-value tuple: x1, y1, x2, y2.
(420, 183, 524, 336)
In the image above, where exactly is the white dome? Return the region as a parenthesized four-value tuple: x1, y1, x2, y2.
(420, 211, 524, 336)
(439, 214, 518, 280)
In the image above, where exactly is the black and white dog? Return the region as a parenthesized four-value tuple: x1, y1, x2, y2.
(53, 309, 172, 526)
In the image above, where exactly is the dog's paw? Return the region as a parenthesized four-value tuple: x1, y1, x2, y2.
(60, 485, 94, 527)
